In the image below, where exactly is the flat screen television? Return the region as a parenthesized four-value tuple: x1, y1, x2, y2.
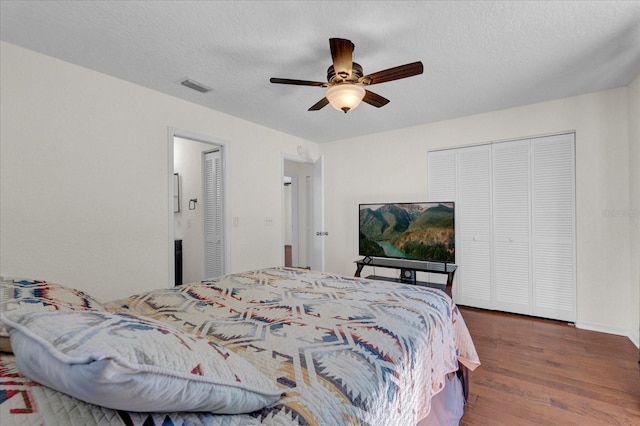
(359, 202, 455, 263)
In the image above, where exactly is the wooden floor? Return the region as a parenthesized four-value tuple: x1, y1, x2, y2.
(458, 307, 640, 425)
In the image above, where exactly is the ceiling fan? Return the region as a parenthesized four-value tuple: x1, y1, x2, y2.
(270, 38, 424, 113)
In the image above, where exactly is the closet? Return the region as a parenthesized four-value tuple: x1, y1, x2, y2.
(428, 133, 575, 322)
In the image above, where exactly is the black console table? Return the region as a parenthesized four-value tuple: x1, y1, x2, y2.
(355, 257, 457, 297)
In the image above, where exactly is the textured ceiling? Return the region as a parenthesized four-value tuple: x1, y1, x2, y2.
(1, 1, 639, 143)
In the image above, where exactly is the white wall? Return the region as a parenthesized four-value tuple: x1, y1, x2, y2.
(628, 74, 640, 346)
(0, 42, 318, 302)
(320, 84, 638, 341)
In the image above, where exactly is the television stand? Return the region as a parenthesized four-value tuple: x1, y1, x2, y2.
(354, 258, 457, 297)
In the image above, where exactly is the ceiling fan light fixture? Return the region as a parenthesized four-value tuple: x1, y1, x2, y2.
(270, 38, 422, 112)
(326, 84, 365, 113)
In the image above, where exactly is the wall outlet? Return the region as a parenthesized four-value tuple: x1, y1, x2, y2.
(233, 216, 240, 228)
(264, 217, 274, 226)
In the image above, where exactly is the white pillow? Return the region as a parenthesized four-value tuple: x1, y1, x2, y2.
(2, 310, 283, 413)
(0, 278, 104, 344)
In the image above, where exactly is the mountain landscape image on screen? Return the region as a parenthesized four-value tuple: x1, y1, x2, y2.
(359, 202, 455, 262)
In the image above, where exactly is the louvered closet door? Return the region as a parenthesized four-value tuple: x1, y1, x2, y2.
(427, 149, 458, 297)
(531, 134, 576, 321)
(427, 149, 457, 202)
(492, 140, 531, 315)
(456, 145, 492, 309)
(204, 150, 224, 279)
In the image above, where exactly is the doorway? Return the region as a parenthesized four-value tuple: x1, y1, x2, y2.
(283, 156, 324, 271)
(170, 132, 228, 285)
(283, 160, 310, 268)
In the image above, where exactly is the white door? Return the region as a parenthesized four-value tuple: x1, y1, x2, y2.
(427, 149, 459, 298)
(427, 149, 457, 202)
(531, 134, 576, 321)
(492, 139, 531, 315)
(203, 150, 224, 278)
(456, 145, 493, 309)
(310, 156, 325, 272)
(428, 134, 576, 322)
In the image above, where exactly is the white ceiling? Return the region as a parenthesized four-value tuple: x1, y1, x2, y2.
(1, 1, 639, 143)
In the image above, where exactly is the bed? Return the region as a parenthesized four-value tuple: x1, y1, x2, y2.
(0, 267, 480, 425)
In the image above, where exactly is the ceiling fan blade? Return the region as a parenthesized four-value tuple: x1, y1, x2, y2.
(308, 97, 330, 111)
(329, 38, 354, 80)
(270, 78, 326, 87)
(364, 61, 424, 85)
(362, 90, 390, 108)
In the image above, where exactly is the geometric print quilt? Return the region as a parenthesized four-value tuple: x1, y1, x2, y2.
(1, 267, 480, 425)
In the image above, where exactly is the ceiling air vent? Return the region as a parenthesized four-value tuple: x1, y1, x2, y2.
(178, 78, 213, 93)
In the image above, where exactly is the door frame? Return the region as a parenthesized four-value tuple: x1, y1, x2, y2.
(168, 128, 230, 285)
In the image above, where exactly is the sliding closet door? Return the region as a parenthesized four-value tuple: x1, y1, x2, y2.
(531, 134, 575, 321)
(456, 145, 492, 309)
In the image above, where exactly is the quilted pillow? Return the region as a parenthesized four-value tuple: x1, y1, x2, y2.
(1, 310, 283, 413)
(0, 278, 104, 352)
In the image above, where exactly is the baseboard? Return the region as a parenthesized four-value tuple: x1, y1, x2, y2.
(576, 320, 639, 348)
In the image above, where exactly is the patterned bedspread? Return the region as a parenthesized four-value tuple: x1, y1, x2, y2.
(0, 267, 479, 425)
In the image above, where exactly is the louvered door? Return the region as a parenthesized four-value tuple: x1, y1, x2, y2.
(204, 150, 224, 278)
(531, 134, 576, 321)
(456, 145, 493, 308)
(427, 134, 576, 321)
(427, 149, 457, 202)
(492, 139, 531, 315)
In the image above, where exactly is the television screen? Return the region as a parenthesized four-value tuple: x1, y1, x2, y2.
(359, 202, 455, 263)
